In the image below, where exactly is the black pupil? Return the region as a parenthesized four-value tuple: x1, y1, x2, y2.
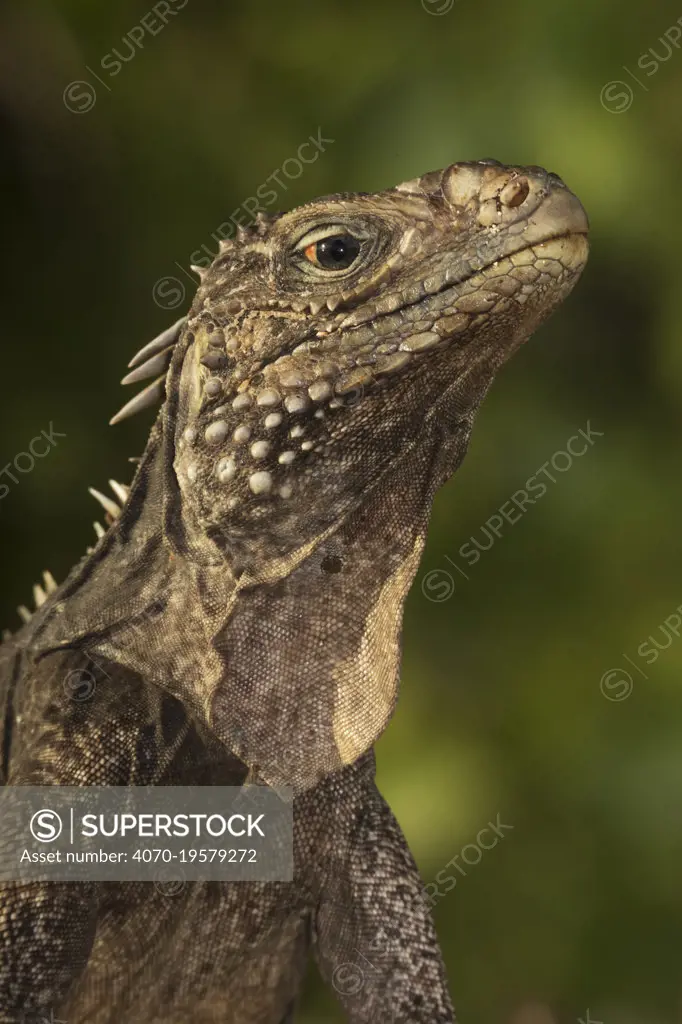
(316, 234, 360, 270)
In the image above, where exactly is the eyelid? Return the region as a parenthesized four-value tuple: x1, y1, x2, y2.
(294, 224, 364, 251)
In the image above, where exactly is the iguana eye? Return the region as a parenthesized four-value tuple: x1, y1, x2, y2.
(304, 234, 361, 271)
(294, 225, 365, 274)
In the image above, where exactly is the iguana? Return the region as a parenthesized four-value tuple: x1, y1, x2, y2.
(0, 158, 588, 1023)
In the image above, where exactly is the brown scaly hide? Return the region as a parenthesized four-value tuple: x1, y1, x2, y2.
(27, 161, 588, 793)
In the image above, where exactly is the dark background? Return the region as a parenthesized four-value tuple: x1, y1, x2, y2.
(2, 1, 682, 1021)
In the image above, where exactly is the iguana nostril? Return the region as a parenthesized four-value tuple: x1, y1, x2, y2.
(500, 177, 530, 208)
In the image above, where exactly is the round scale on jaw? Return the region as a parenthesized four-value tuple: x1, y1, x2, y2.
(204, 379, 222, 397)
(264, 412, 283, 429)
(233, 425, 251, 444)
(284, 394, 309, 414)
(232, 393, 252, 411)
(256, 389, 281, 407)
(250, 440, 271, 459)
(205, 421, 229, 444)
(309, 381, 332, 402)
(217, 457, 236, 483)
(249, 471, 272, 495)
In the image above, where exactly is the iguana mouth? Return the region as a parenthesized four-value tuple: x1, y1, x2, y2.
(333, 228, 589, 344)
(258, 228, 589, 396)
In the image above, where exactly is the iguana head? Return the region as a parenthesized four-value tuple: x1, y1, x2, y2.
(31, 161, 588, 792)
(170, 160, 587, 570)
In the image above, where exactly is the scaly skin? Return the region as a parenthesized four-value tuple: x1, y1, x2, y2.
(0, 159, 588, 1023)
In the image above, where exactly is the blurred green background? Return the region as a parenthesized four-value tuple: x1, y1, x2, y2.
(2, 0, 682, 1020)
